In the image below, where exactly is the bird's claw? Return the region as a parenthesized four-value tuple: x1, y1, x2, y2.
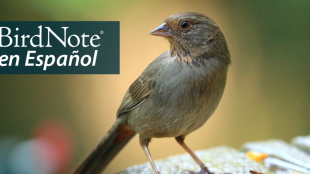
(200, 166, 214, 174)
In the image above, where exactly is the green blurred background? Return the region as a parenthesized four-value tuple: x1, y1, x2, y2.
(1, 0, 310, 174)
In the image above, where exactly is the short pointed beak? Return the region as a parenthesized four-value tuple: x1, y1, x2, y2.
(150, 22, 173, 37)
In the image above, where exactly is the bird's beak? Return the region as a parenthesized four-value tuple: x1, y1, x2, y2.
(150, 22, 173, 37)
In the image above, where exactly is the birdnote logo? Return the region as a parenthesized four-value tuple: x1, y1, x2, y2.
(0, 21, 119, 74)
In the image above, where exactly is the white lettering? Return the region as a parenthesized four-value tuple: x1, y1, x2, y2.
(57, 55, 67, 66)
(30, 26, 43, 47)
(9, 55, 19, 66)
(92, 50, 98, 66)
(25, 50, 36, 66)
(21, 35, 30, 47)
(81, 33, 89, 47)
(0, 27, 12, 47)
(46, 27, 68, 47)
(43, 55, 55, 70)
(0, 55, 8, 66)
(90, 35, 100, 47)
(36, 55, 44, 66)
(81, 55, 91, 66)
(68, 34, 80, 47)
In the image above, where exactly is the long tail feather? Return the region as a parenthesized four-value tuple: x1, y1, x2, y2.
(72, 116, 136, 174)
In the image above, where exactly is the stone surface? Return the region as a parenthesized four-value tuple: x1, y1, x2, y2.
(116, 146, 271, 174)
(292, 135, 310, 154)
(242, 139, 310, 169)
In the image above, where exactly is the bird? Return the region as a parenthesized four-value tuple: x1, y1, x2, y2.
(72, 12, 231, 174)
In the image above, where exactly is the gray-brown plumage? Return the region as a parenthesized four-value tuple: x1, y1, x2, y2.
(73, 12, 231, 174)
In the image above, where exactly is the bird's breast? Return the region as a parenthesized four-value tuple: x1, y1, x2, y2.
(128, 57, 228, 137)
(153, 57, 227, 110)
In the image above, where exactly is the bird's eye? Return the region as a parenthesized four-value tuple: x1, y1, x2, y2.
(180, 21, 191, 30)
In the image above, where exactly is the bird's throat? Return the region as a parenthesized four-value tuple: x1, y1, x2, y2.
(169, 39, 191, 59)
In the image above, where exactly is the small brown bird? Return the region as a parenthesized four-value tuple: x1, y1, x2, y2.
(73, 12, 231, 174)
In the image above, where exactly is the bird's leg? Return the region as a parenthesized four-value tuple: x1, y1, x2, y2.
(176, 136, 213, 174)
(140, 136, 160, 174)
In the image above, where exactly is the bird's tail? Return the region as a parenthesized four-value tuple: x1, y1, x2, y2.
(72, 115, 136, 174)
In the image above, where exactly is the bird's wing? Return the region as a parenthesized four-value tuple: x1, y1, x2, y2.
(116, 51, 170, 117)
(117, 70, 157, 117)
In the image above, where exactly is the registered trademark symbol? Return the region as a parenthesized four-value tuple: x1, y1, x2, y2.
(100, 30, 104, 34)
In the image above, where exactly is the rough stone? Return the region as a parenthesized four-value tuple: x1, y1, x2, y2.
(116, 146, 271, 174)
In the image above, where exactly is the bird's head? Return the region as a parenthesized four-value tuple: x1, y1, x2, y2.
(151, 12, 230, 63)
